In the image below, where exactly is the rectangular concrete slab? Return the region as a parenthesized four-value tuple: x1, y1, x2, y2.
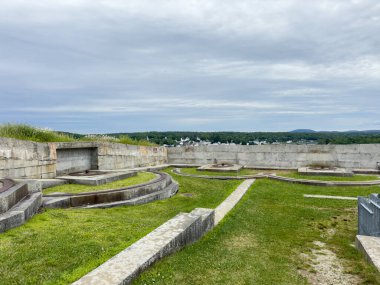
(303, 194, 357, 200)
(356, 235, 380, 271)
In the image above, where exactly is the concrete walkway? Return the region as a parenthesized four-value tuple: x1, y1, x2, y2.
(303, 194, 357, 201)
(215, 179, 255, 225)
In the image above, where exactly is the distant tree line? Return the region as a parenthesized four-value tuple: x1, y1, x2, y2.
(107, 131, 380, 146)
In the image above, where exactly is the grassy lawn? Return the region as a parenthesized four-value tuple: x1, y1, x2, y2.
(134, 179, 380, 285)
(181, 167, 266, 176)
(43, 172, 157, 194)
(282, 172, 379, 182)
(0, 168, 241, 285)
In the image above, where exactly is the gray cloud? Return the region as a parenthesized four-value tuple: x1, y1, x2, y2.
(0, 0, 379, 133)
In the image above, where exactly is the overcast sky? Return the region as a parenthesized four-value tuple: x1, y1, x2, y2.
(0, 0, 379, 133)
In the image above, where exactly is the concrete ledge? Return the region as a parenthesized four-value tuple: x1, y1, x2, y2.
(109, 164, 170, 172)
(298, 166, 353, 177)
(38, 179, 68, 189)
(73, 208, 213, 285)
(43, 172, 176, 209)
(215, 179, 255, 225)
(267, 175, 380, 187)
(354, 169, 380, 175)
(172, 168, 263, 180)
(0, 192, 42, 233)
(57, 171, 137, 186)
(0, 183, 28, 214)
(356, 235, 380, 271)
(0, 210, 24, 233)
(303, 194, 357, 200)
(81, 181, 179, 209)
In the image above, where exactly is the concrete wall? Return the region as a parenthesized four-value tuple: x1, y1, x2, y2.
(56, 147, 98, 175)
(168, 144, 380, 169)
(0, 138, 56, 179)
(97, 142, 167, 170)
(0, 139, 167, 179)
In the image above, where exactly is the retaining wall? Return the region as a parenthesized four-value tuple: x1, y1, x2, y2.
(168, 144, 380, 169)
(0, 138, 56, 179)
(0, 139, 167, 179)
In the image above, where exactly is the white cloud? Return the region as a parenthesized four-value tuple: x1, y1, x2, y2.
(0, 0, 379, 132)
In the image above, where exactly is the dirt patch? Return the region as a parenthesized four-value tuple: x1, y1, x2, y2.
(299, 241, 361, 285)
(224, 233, 258, 250)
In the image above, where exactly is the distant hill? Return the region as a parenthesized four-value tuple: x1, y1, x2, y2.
(290, 129, 316, 133)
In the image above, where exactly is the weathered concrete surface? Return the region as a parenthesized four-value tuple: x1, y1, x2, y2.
(0, 183, 28, 214)
(358, 194, 380, 236)
(168, 144, 380, 170)
(81, 180, 178, 209)
(268, 174, 380, 187)
(43, 172, 175, 208)
(0, 138, 167, 179)
(0, 138, 56, 179)
(215, 179, 255, 225)
(37, 179, 67, 189)
(303, 194, 357, 200)
(354, 169, 380, 175)
(298, 167, 353, 177)
(57, 171, 136, 186)
(197, 163, 242, 172)
(0, 192, 42, 233)
(97, 143, 167, 170)
(356, 235, 380, 271)
(56, 147, 98, 175)
(73, 208, 214, 285)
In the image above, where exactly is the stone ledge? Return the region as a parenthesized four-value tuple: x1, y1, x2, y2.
(0, 183, 28, 214)
(215, 179, 255, 225)
(73, 208, 214, 285)
(356, 235, 380, 271)
(0, 192, 42, 233)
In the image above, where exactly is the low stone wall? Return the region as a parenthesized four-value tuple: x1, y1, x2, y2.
(168, 144, 380, 170)
(0, 139, 167, 179)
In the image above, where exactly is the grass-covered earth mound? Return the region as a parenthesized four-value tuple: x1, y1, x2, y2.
(43, 172, 157, 195)
(0, 123, 156, 146)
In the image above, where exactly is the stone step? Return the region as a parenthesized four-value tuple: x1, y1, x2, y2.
(0, 192, 42, 233)
(43, 172, 175, 209)
(0, 183, 28, 214)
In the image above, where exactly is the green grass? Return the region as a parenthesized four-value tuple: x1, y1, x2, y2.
(0, 124, 75, 142)
(0, 168, 240, 285)
(282, 172, 379, 181)
(0, 123, 155, 146)
(42, 172, 157, 195)
(134, 179, 380, 285)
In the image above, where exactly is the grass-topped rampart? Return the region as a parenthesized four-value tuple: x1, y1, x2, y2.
(0, 124, 156, 146)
